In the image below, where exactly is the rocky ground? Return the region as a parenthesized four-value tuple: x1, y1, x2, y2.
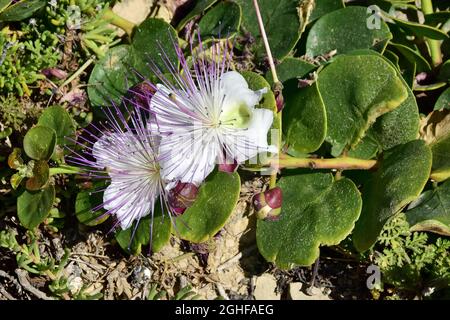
(0, 177, 372, 300)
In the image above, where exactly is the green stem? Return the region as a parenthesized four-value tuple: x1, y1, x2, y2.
(253, 0, 282, 189)
(101, 8, 135, 37)
(422, 0, 442, 67)
(58, 57, 95, 90)
(273, 155, 378, 171)
(49, 165, 81, 176)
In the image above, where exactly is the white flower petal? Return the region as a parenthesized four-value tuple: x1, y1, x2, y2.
(228, 108, 277, 163)
(220, 71, 267, 113)
(103, 181, 152, 230)
(92, 132, 127, 169)
(159, 132, 217, 186)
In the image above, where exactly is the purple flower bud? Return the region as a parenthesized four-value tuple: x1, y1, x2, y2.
(252, 187, 282, 221)
(124, 82, 155, 110)
(168, 181, 199, 215)
(275, 90, 284, 113)
(41, 68, 68, 80)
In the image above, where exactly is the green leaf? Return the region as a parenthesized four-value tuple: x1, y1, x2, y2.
(352, 140, 432, 252)
(387, 14, 449, 40)
(406, 180, 450, 236)
(115, 205, 172, 254)
(306, 7, 392, 57)
(370, 85, 420, 150)
(0, 0, 45, 22)
(87, 45, 133, 107)
(235, 0, 302, 61)
(23, 126, 56, 161)
(414, 82, 447, 92)
(383, 49, 400, 70)
(175, 171, 240, 243)
(25, 160, 49, 191)
(435, 88, 450, 110)
(283, 82, 326, 154)
(317, 54, 408, 156)
(389, 42, 431, 72)
(17, 185, 55, 229)
(88, 18, 179, 107)
(75, 185, 109, 226)
(265, 57, 316, 85)
(430, 132, 450, 183)
(309, 0, 344, 23)
(176, 0, 218, 31)
(424, 11, 450, 25)
(438, 60, 450, 83)
(345, 49, 419, 152)
(198, 1, 241, 39)
(0, 0, 12, 13)
(257, 173, 362, 269)
(37, 106, 75, 148)
(347, 134, 379, 160)
(130, 18, 179, 82)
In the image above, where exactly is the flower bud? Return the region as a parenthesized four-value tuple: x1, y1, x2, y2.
(168, 181, 199, 215)
(252, 187, 282, 221)
(41, 68, 68, 80)
(275, 90, 284, 113)
(125, 82, 155, 110)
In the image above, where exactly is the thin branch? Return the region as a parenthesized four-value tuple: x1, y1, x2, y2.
(0, 284, 16, 300)
(15, 269, 55, 300)
(252, 0, 282, 189)
(0, 270, 22, 293)
(272, 155, 378, 171)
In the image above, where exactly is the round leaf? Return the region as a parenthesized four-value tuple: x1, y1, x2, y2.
(17, 185, 55, 229)
(309, 0, 344, 23)
(306, 6, 392, 57)
(317, 54, 408, 156)
(235, 0, 302, 61)
(131, 18, 179, 82)
(370, 85, 420, 150)
(353, 140, 432, 252)
(75, 187, 109, 227)
(37, 106, 75, 148)
(265, 57, 316, 85)
(116, 205, 172, 254)
(87, 45, 133, 107)
(198, 1, 241, 39)
(283, 82, 326, 154)
(257, 173, 362, 269)
(175, 171, 241, 243)
(23, 126, 56, 161)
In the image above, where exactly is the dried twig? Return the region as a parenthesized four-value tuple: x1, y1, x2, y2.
(216, 283, 229, 300)
(217, 253, 243, 272)
(0, 270, 22, 293)
(15, 269, 55, 300)
(70, 252, 109, 259)
(0, 284, 16, 300)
